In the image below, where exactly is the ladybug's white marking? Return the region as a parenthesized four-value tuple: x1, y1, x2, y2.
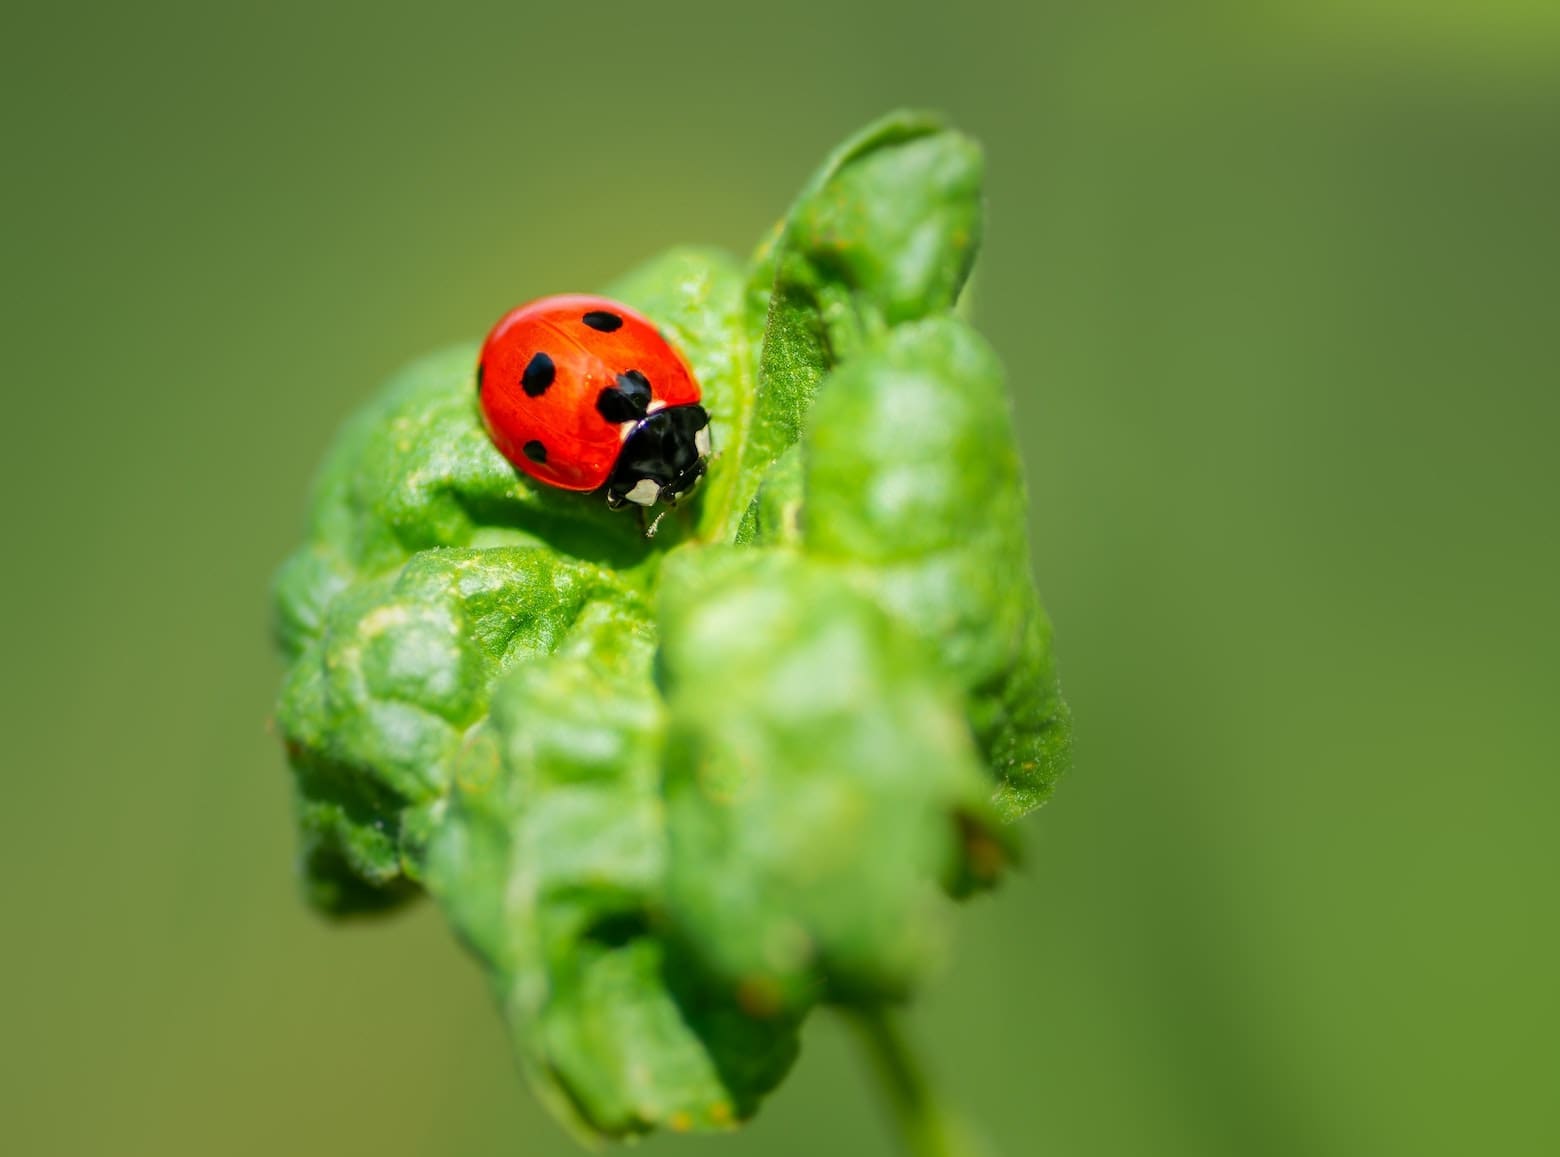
(694, 425, 711, 458)
(623, 478, 662, 507)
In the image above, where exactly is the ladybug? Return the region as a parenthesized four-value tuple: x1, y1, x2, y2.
(476, 294, 710, 511)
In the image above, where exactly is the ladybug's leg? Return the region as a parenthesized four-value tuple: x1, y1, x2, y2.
(633, 503, 668, 539)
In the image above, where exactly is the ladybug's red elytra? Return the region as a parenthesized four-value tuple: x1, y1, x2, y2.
(476, 294, 710, 510)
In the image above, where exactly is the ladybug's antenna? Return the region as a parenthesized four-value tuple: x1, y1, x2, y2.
(643, 510, 669, 539)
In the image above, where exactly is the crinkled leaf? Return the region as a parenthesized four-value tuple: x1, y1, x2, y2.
(657, 547, 993, 1014)
(428, 606, 797, 1137)
(278, 547, 628, 911)
(802, 317, 1072, 817)
(271, 110, 1069, 1141)
(735, 110, 984, 538)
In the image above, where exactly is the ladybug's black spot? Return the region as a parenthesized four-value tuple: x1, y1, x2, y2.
(596, 369, 652, 423)
(523, 440, 547, 464)
(475, 362, 484, 394)
(522, 352, 555, 397)
(582, 310, 623, 333)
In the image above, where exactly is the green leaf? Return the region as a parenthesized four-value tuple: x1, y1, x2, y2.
(656, 548, 992, 1014)
(736, 110, 985, 539)
(801, 318, 1072, 817)
(271, 111, 1069, 1141)
(428, 606, 798, 1137)
(277, 547, 631, 911)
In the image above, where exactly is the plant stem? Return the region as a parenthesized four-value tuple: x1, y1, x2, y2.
(847, 1006, 987, 1157)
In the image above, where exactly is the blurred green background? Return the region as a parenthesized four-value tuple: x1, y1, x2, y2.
(4, 2, 1556, 1154)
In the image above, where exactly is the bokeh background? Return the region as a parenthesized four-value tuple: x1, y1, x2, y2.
(4, 2, 1556, 1154)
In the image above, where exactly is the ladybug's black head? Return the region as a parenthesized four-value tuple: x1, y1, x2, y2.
(605, 404, 711, 509)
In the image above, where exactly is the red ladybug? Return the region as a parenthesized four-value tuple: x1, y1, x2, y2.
(476, 294, 710, 510)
